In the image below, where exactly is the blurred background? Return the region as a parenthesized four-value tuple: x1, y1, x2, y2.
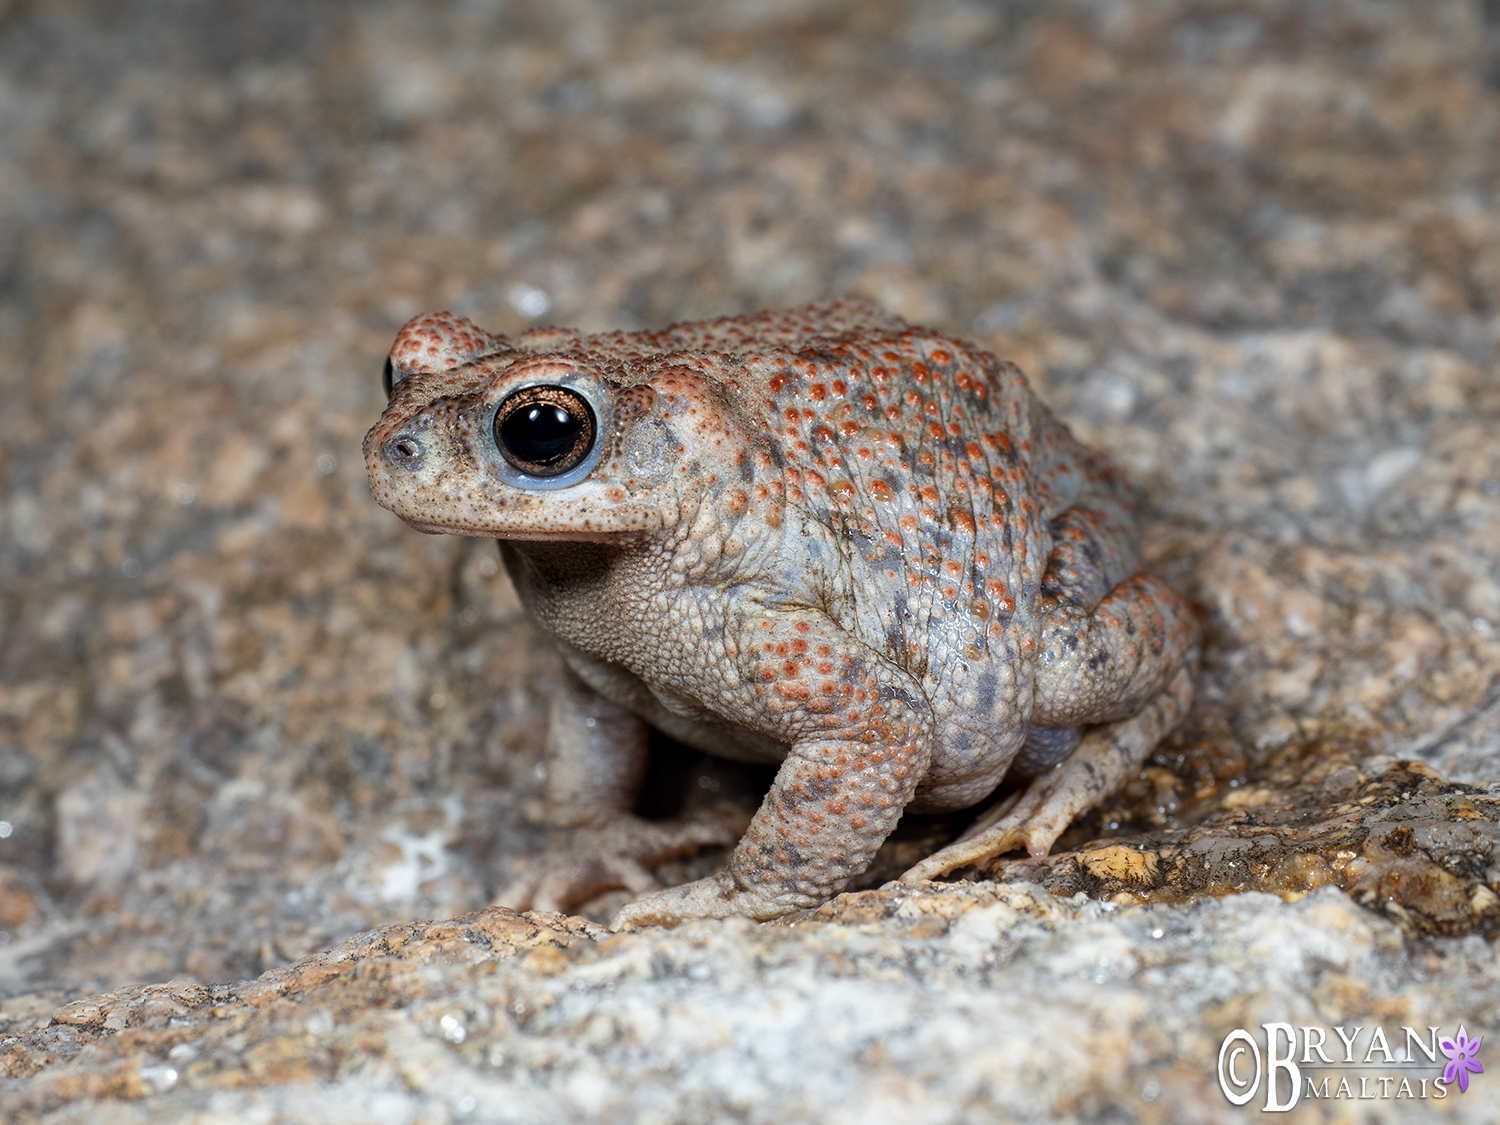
(2, 0, 1499, 999)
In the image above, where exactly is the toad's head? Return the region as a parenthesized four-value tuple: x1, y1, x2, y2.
(364, 312, 754, 542)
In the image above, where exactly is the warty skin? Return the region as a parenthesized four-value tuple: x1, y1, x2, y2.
(365, 300, 1197, 925)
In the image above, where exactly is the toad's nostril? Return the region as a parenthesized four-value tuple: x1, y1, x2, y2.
(385, 434, 426, 469)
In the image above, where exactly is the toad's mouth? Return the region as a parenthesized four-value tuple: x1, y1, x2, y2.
(379, 491, 666, 543)
(397, 517, 459, 536)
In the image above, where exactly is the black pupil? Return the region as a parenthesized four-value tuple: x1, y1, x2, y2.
(500, 403, 582, 468)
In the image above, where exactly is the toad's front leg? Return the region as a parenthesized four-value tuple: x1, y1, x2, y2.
(612, 617, 932, 927)
(497, 665, 739, 914)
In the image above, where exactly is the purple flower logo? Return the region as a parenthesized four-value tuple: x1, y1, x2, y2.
(1439, 1025, 1484, 1093)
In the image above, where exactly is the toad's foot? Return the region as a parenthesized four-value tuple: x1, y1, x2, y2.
(497, 811, 740, 915)
(901, 665, 1193, 883)
(610, 870, 802, 928)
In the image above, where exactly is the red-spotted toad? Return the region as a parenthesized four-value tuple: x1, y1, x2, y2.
(364, 300, 1197, 925)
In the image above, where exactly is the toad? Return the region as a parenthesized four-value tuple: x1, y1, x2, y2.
(364, 300, 1197, 926)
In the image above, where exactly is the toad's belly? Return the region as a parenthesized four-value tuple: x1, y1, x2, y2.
(655, 695, 1017, 813)
(562, 645, 792, 765)
(561, 613, 1032, 809)
(643, 662, 1028, 814)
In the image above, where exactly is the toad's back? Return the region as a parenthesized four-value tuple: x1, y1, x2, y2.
(616, 302, 1136, 792)
(525, 301, 1140, 792)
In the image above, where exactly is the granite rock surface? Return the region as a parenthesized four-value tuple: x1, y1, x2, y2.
(6, 889, 1500, 1124)
(1, 0, 1499, 1121)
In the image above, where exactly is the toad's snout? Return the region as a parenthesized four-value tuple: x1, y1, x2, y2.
(383, 433, 427, 471)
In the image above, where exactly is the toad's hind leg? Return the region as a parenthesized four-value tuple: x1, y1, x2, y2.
(900, 663, 1193, 881)
(902, 505, 1198, 883)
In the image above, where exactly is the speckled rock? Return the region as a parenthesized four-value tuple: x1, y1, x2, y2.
(1, 0, 1498, 1121)
(981, 758, 1500, 938)
(5, 891, 1500, 1123)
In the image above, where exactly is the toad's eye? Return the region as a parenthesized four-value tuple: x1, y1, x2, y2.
(382, 356, 396, 398)
(493, 385, 597, 478)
